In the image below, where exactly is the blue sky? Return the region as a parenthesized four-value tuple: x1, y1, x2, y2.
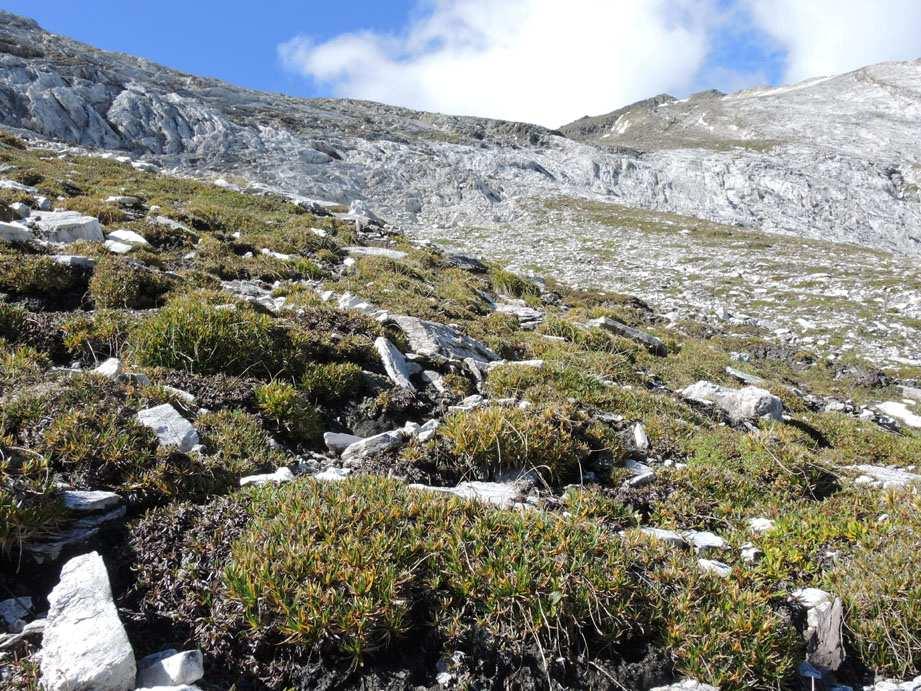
(4, 1, 921, 126)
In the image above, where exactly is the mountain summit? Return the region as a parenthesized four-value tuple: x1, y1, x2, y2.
(0, 11, 920, 254)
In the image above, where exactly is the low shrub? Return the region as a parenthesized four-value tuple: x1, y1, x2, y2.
(224, 476, 647, 662)
(826, 492, 921, 677)
(62, 309, 137, 361)
(61, 196, 128, 225)
(196, 409, 284, 475)
(437, 405, 588, 483)
(254, 381, 322, 446)
(88, 257, 174, 309)
(299, 361, 365, 404)
(130, 294, 282, 376)
(0, 450, 66, 556)
(0, 255, 86, 296)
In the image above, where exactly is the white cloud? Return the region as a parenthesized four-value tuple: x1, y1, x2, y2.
(747, 0, 921, 83)
(278, 0, 719, 127)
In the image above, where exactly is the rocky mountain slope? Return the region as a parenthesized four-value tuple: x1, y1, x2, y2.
(1, 11, 920, 255)
(1, 14, 921, 689)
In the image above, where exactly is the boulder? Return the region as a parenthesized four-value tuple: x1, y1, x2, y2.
(39, 552, 136, 691)
(136, 404, 199, 452)
(680, 381, 783, 421)
(31, 211, 104, 243)
(375, 337, 416, 390)
(585, 316, 667, 356)
(0, 220, 34, 243)
(136, 649, 204, 688)
(392, 315, 498, 363)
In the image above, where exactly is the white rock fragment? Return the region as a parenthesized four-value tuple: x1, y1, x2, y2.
(341, 430, 406, 463)
(93, 357, 122, 379)
(239, 467, 294, 487)
(375, 336, 416, 391)
(104, 196, 140, 207)
(586, 316, 667, 355)
(640, 527, 687, 547)
(40, 552, 136, 691)
(698, 558, 732, 577)
(747, 517, 775, 533)
(791, 588, 845, 671)
(324, 432, 365, 454)
(61, 490, 122, 513)
(416, 419, 441, 443)
(104, 239, 135, 254)
(136, 649, 204, 688)
(9, 201, 30, 218)
(106, 228, 148, 246)
(345, 246, 408, 260)
(34, 195, 53, 211)
(680, 381, 783, 421)
(651, 680, 719, 691)
(683, 530, 728, 555)
(136, 404, 199, 452)
(632, 422, 649, 451)
(740, 542, 762, 563)
(313, 467, 351, 482)
(863, 677, 921, 691)
(410, 481, 526, 508)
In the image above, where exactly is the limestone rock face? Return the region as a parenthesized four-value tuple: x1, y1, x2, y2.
(1, 13, 920, 258)
(39, 552, 136, 691)
(30, 211, 104, 243)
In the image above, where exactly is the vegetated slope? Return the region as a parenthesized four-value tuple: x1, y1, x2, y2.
(0, 132, 920, 690)
(0, 11, 920, 254)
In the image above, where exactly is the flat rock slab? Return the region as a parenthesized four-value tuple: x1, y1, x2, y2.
(40, 551, 136, 691)
(31, 210, 104, 243)
(136, 404, 199, 452)
(876, 401, 921, 429)
(345, 246, 407, 260)
(681, 380, 783, 421)
(850, 464, 921, 488)
(409, 481, 527, 509)
(392, 315, 498, 363)
(341, 430, 406, 463)
(107, 228, 148, 246)
(239, 467, 294, 487)
(586, 316, 667, 356)
(61, 490, 122, 513)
